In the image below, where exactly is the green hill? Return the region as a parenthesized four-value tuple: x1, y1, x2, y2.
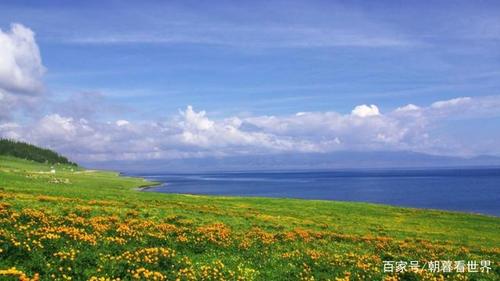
(0, 139, 77, 166)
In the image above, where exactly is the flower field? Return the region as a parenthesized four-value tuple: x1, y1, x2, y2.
(0, 156, 498, 280)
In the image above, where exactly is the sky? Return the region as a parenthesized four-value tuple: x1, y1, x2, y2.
(1, 0, 500, 166)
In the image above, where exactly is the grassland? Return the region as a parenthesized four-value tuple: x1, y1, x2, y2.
(0, 155, 498, 280)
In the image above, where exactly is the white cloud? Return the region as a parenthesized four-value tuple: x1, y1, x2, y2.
(0, 23, 45, 121)
(424, 96, 500, 120)
(395, 104, 420, 112)
(116, 120, 130, 126)
(0, 122, 21, 139)
(180, 105, 214, 131)
(69, 25, 416, 48)
(351, 104, 380, 117)
(2, 96, 500, 162)
(431, 97, 471, 109)
(0, 23, 45, 94)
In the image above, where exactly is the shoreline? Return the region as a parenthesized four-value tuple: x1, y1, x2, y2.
(136, 184, 499, 218)
(129, 169, 500, 217)
(135, 179, 163, 191)
(135, 183, 499, 218)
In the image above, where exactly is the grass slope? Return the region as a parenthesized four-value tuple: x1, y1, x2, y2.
(0, 155, 498, 280)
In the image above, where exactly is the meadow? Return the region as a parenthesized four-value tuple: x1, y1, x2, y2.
(0, 155, 498, 280)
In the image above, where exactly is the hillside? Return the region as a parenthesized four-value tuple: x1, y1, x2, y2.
(0, 156, 498, 280)
(0, 139, 77, 166)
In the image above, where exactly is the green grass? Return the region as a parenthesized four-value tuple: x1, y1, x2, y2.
(0, 155, 498, 280)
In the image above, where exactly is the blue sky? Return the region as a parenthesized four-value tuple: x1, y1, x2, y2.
(1, 0, 500, 164)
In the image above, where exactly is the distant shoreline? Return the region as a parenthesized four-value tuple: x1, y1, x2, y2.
(134, 178, 162, 191)
(133, 169, 500, 217)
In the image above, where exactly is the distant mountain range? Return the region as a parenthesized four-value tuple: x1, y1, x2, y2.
(84, 151, 500, 173)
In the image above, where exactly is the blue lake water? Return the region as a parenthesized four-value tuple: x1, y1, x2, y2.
(131, 168, 500, 216)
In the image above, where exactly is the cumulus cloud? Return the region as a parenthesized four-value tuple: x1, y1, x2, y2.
(0, 23, 45, 94)
(180, 106, 214, 131)
(0, 23, 45, 121)
(2, 95, 500, 162)
(408, 96, 500, 120)
(395, 104, 420, 112)
(351, 104, 380, 117)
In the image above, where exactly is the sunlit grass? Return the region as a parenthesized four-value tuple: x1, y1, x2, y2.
(0, 156, 498, 280)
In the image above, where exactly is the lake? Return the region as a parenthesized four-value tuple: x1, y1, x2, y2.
(132, 168, 500, 216)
